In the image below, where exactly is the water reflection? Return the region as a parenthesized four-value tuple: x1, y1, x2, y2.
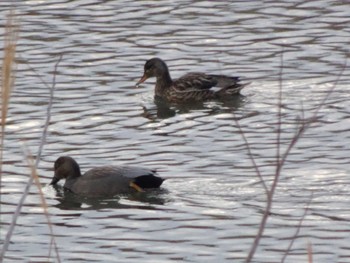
(2, 0, 350, 262)
(141, 94, 247, 120)
(51, 184, 169, 211)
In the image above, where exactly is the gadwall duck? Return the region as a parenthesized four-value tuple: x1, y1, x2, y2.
(136, 57, 247, 103)
(50, 156, 164, 197)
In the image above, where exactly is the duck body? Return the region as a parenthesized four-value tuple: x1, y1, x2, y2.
(137, 58, 246, 103)
(51, 156, 164, 197)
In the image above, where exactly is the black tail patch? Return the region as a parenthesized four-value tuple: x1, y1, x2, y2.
(134, 175, 164, 189)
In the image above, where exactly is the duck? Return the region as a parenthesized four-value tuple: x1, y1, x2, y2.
(136, 57, 247, 103)
(50, 156, 164, 197)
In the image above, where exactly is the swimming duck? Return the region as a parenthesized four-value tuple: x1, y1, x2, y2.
(136, 57, 247, 103)
(50, 156, 164, 197)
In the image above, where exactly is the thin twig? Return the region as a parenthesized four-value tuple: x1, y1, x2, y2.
(279, 59, 347, 170)
(245, 55, 347, 262)
(24, 147, 61, 262)
(19, 55, 52, 90)
(245, 50, 286, 262)
(35, 54, 62, 167)
(276, 48, 284, 166)
(0, 55, 62, 262)
(281, 191, 313, 263)
(233, 115, 268, 193)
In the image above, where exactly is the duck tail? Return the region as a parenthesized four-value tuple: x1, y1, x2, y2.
(216, 81, 250, 97)
(208, 75, 239, 87)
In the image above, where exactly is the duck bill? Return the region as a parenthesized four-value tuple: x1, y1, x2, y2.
(50, 176, 60, 185)
(136, 75, 148, 86)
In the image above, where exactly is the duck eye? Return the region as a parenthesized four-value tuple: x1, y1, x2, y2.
(145, 64, 153, 71)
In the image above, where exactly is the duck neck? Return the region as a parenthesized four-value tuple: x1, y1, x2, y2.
(155, 71, 172, 96)
(64, 166, 81, 191)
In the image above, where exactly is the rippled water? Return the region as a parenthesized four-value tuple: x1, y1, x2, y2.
(1, 0, 350, 262)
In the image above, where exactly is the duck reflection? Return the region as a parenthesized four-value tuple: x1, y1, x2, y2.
(51, 184, 169, 211)
(142, 94, 246, 120)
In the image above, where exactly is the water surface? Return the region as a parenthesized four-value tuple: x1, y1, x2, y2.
(1, 1, 350, 262)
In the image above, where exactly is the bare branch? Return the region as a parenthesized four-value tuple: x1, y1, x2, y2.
(246, 49, 286, 263)
(279, 59, 347, 171)
(281, 191, 313, 263)
(245, 54, 347, 262)
(0, 55, 62, 261)
(35, 54, 62, 167)
(233, 114, 268, 194)
(276, 48, 284, 166)
(24, 148, 61, 262)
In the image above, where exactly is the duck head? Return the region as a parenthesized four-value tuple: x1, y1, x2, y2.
(136, 57, 170, 85)
(50, 156, 81, 185)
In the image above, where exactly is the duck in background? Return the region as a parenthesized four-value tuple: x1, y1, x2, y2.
(136, 57, 248, 103)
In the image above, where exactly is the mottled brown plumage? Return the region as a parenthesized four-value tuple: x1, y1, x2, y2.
(50, 156, 164, 197)
(136, 58, 247, 103)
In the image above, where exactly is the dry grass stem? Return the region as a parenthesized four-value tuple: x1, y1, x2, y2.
(307, 242, 313, 263)
(0, 11, 18, 186)
(0, 50, 62, 261)
(0, 11, 19, 262)
(25, 148, 61, 262)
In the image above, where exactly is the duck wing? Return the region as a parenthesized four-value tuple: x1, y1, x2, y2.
(174, 73, 217, 91)
(83, 166, 157, 180)
(87, 166, 164, 189)
(69, 166, 161, 196)
(207, 74, 241, 89)
(174, 73, 241, 92)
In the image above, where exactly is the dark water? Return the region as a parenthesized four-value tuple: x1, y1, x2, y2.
(1, 0, 349, 262)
